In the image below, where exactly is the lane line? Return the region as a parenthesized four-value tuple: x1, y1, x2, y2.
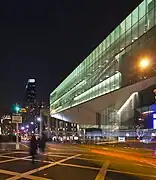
(26, 175, 51, 180)
(0, 169, 19, 176)
(47, 152, 76, 155)
(95, 160, 110, 180)
(0, 152, 20, 156)
(107, 169, 156, 178)
(7, 154, 81, 180)
(0, 156, 31, 164)
(21, 143, 29, 149)
(0, 169, 50, 180)
(0, 155, 17, 159)
(59, 163, 100, 170)
(47, 154, 67, 158)
(75, 157, 104, 162)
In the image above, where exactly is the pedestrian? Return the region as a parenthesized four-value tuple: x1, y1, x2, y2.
(30, 134, 37, 164)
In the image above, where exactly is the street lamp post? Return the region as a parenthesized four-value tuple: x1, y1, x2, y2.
(37, 117, 42, 136)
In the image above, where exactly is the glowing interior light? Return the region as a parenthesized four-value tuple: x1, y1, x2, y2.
(117, 92, 138, 114)
(153, 120, 156, 129)
(28, 79, 35, 83)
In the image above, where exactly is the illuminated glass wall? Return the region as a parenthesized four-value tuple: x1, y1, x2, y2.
(50, 0, 156, 114)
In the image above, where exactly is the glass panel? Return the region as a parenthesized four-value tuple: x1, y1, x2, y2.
(102, 40, 106, 52)
(99, 43, 102, 55)
(126, 14, 131, 31)
(139, 1, 146, 19)
(120, 20, 125, 35)
(120, 34, 125, 50)
(139, 16, 145, 36)
(108, 36, 110, 48)
(115, 27, 120, 41)
(126, 29, 131, 47)
(111, 32, 115, 45)
(147, 0, 154, 11)
(148, 8, 155, 29)
(132, 7, 138, 25)
(132, 23, 138, 42)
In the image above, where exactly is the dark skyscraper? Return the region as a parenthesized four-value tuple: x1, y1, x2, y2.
(25, 78, 36, 111)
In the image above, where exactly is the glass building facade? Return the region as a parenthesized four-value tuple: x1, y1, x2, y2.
(50, 0, 156, 116)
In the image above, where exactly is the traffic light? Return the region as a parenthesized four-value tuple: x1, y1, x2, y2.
(15, 105, 20, 113)
(12, 104, 21, 114)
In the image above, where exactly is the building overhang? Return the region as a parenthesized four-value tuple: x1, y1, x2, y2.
(51, 76, 156, 125)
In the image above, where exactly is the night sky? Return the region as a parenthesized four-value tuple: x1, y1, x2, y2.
(0, 0, 142, 114)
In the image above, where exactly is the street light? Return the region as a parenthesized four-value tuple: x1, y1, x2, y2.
(21, 126, 25, 130)
(31, 122, 34, 125)
(139, 58, 150, 69)
(37, 117, 41, 122)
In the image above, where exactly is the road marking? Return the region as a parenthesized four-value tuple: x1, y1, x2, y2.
(0, 152, 19, 156)
(21, 143, 29, 149)
(0, 155, 17, 159)
(0, 169, 50, 180)
(26, 175, 51, 180)
(0, 169, 19, 176)
(108, 169, 156, 178)
(75, 156, 104, 162)
(7, 154, 81, 180)
(59, 162, 100, 170)
(95, 160, 110, 180)
(0, 156, 31, 164)
(47, 152, 76, 155)
(48, 154, 67, 158)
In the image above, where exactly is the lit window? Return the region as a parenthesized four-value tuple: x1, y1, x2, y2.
(153, 120, 156, 129)
(153, 114, 156, 119)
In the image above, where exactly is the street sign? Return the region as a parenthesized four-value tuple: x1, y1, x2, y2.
(118, 137, 125, 142)
(12, 115, 22, 123)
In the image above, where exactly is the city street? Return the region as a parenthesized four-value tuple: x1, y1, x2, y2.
(0, 144, 155, 179)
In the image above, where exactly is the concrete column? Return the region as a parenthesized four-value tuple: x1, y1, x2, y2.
(47, 115, 50, 139)
(55, 119, 59, 138)
(39, 113, 42, 137)
(96, 112, 101, 128)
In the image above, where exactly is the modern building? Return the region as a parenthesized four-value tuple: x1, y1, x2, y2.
(50, 0, 156, 135)
(25, 78, 36, 111)
(0, 115, 14, 135)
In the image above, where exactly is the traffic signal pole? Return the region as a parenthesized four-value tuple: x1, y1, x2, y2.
(15, 103, 20, 150)
(16, 122, 19, 150)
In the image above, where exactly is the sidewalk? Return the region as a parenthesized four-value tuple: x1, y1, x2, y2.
(0, 142, 28, 152)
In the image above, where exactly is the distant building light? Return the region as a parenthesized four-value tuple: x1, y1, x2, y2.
(142, 111, 154, 115)
(37, 117, 41, 121)
(21, 127, 25, 130)
(31, 122, 34, 125)
(28, 79, 35, 83)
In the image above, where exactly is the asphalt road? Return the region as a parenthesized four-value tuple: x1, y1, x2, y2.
(0, 143, 155, 179)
